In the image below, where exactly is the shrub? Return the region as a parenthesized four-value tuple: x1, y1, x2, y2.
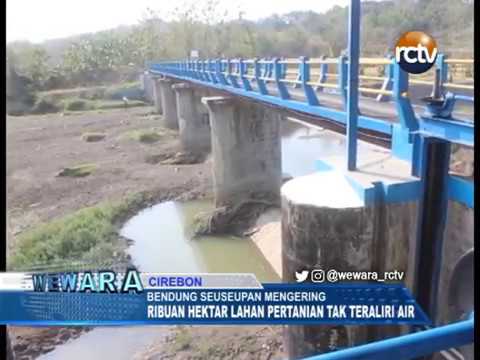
(95, 99, 146, 110)
(63, 98, 93, 111)
(104, 81, 144, 101)
(31, 98, 59, 114)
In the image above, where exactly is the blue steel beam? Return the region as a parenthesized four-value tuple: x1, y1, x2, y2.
(346, 0, 360, 170)
(417, 116, 474, 146)
(301, 318, 474, 360)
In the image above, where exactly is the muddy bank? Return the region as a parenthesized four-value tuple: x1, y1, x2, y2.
(134, 325, 284, 360)
(10, 327, 91, 360)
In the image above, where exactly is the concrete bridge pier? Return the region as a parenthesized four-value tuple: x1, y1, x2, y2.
(158, 78, 179, 129)
(152, 77, 163, 114)
(201, 97, 282, 207)
(142, 71, 155, 104)
(173, 83, 211, 153)
(281, 172, 374, 358)
(281, 161, 421, 359)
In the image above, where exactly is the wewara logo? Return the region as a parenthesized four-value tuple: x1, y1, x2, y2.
(395, 31, 438, 74)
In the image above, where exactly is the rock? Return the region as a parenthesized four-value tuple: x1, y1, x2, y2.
(81, 133, 106, 142)
(59, 332, 71, 341)
(13, 343, 28, 352)
(43, 345, 56, 353)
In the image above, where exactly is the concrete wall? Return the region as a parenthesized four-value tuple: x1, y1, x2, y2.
(371, 200, 419, 340)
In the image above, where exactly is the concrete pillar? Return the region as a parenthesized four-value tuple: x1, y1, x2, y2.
(158, 78, 178, 129)
(281, 169, 421, 358)
(142, 72, 154, 103)
(202, 97, 282, 207)
(152, 77, 163, 114)
(172, 83, 210, 153)
(281, 172, 375, 359)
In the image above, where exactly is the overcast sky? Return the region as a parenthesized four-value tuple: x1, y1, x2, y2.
(7, 0, 350, 43)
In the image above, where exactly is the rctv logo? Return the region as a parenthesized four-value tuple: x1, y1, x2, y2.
(395, 31, 438, 74)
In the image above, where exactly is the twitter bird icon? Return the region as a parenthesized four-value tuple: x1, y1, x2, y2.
(295, 270, 309, 283)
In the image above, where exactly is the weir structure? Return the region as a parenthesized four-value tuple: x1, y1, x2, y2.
(145, 0, 474, 359)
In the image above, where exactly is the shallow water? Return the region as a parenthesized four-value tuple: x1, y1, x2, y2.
(38, 327, 166, 360)
(38, 200, 279, 360)
(121, 200, 279, 282)
(281, 119, 344, 177)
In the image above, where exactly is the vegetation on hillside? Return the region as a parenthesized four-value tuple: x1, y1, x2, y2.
(6, 0, 474, 114)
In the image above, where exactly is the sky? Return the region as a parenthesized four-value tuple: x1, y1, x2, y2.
(6, 0, 349, 43)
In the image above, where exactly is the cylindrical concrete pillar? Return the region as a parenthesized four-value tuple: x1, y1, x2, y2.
(158, 78, 179, 129)
(143, 72, 154, 104)
(281, 171, 375, 359)
(202, 97, 282, 207)
(152, 77, 163, 114)
(172, 83, 210, 153)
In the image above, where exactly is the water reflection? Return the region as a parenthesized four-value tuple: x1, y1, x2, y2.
(281, 119, 344, 177)
(121, 200, 279, 282)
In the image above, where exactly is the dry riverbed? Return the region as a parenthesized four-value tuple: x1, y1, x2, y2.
(6, 106, 284, 359)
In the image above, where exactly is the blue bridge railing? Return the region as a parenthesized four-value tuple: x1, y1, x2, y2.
(148, 55, 474, 150)
(302, 316, 474, 360)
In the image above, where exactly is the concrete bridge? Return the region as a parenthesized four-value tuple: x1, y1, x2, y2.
(142, 2, 473, 359)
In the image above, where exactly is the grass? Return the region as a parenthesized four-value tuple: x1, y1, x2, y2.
(104, 81, 144, 101)
(10, 203, 118, 270)
(125, 128, 172, 144)
(8, 192, 151, 271)
(32, 82, 146, 115)
(81, 132, 106, 142)
(63, 98, 95, 112)
(57, 163, 97, 177)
